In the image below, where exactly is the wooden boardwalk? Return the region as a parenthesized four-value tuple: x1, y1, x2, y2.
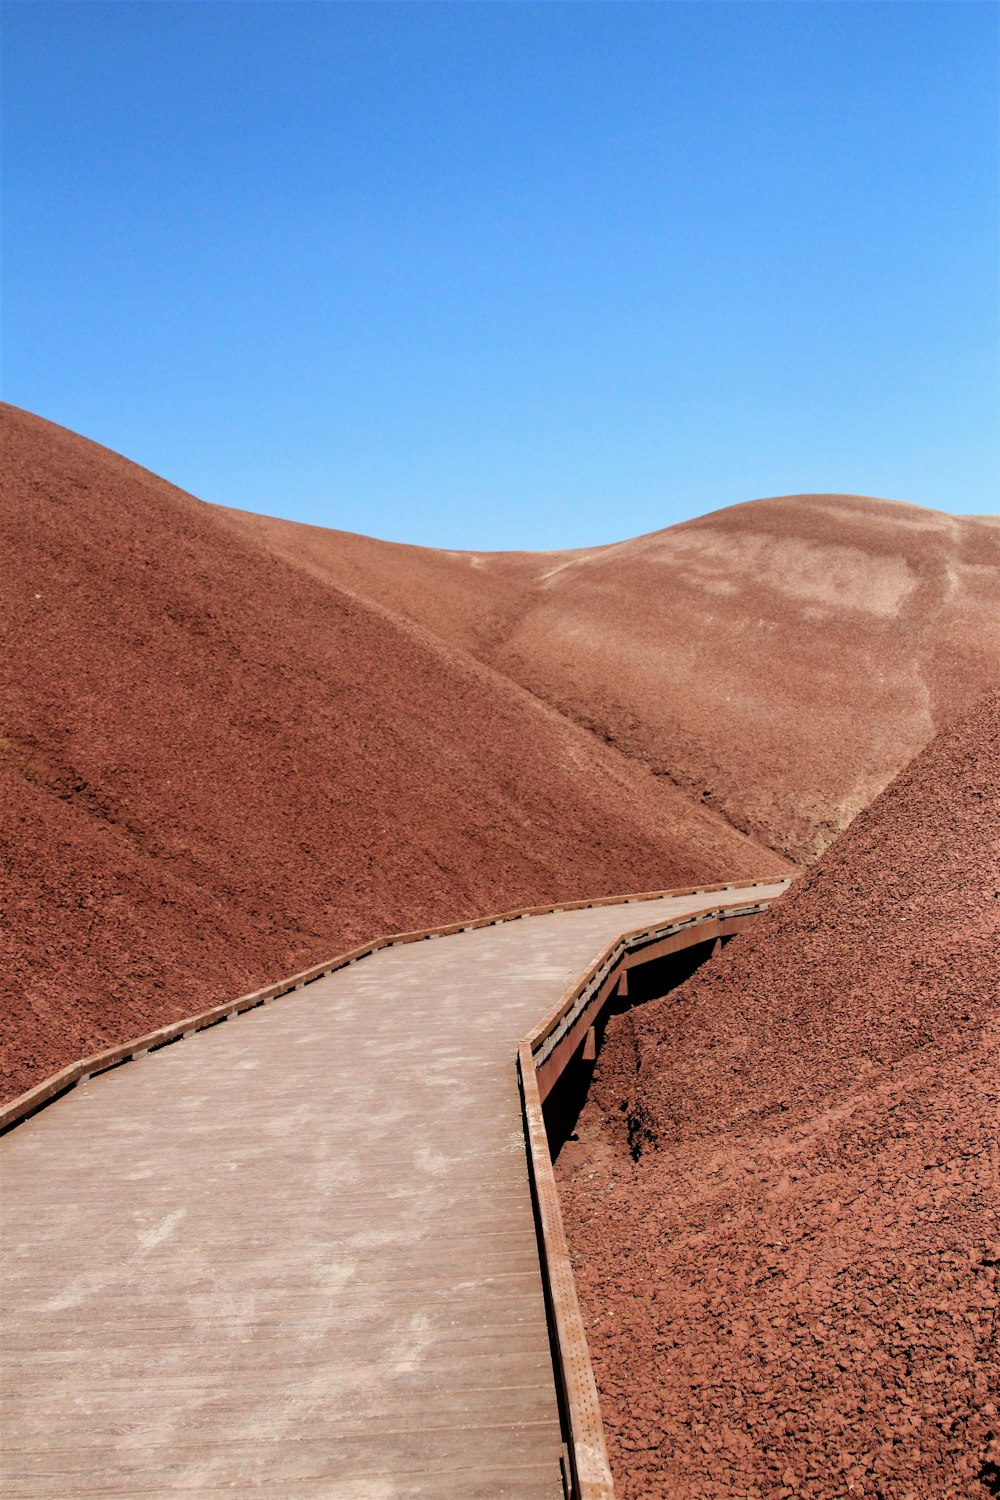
(0, 886, 786, 1498)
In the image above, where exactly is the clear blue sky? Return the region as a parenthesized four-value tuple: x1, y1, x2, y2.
(3, 1, 997, 549)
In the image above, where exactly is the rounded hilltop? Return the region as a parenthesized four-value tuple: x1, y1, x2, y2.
(234, 487, 1000, 864)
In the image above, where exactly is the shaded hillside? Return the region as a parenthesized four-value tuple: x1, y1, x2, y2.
(558, 688, 1000, 1498)
(235, 495, 1000, 862)
(0, 404, 782, 1103)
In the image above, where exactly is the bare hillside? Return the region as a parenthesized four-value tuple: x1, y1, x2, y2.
(236, 495, 1000, 861)
(0, 404, 779, 1103)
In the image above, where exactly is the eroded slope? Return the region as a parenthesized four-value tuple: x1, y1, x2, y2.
(0, 404, 780, 1103)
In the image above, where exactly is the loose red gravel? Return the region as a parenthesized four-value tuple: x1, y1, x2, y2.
(0, 403, 782, 1104)
(558, 687, 1000, 1498)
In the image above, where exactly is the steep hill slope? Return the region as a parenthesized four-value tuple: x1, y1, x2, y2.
(0, 404, 781, 1104)
(234, 496, 1000, 862)
(558, 688, 1000, 1498)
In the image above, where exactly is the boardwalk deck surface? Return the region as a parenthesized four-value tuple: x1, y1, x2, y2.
(0, 887, 786, 1498)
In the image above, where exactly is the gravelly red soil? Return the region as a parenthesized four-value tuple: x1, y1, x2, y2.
(238, 494, 1000, 863)
(558, 688, 1000, 1498)
(0, 403, 783, 1104)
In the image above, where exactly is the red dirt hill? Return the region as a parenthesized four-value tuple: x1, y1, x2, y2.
(0, 403, 781, 1105)
(558, 687, 1000, 1498)
(235, 495, 1000, 863)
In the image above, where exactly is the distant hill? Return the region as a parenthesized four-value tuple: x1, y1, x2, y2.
(234, 492, 1000, 862)
(0, 403, 781, 1103)
(559, 686, 1000, 1496)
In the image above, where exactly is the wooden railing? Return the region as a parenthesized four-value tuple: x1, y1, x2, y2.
(516, 892, 786, 1498)
(0, 879, 786, 1134)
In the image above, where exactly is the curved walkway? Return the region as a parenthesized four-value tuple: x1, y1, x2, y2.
(0, 883, 788, 1498)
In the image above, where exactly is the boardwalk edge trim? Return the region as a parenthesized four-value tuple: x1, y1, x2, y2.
(517, 891, 787, 1497)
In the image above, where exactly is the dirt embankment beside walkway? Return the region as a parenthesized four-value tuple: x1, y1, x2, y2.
(558, 688, 1000, 1499)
